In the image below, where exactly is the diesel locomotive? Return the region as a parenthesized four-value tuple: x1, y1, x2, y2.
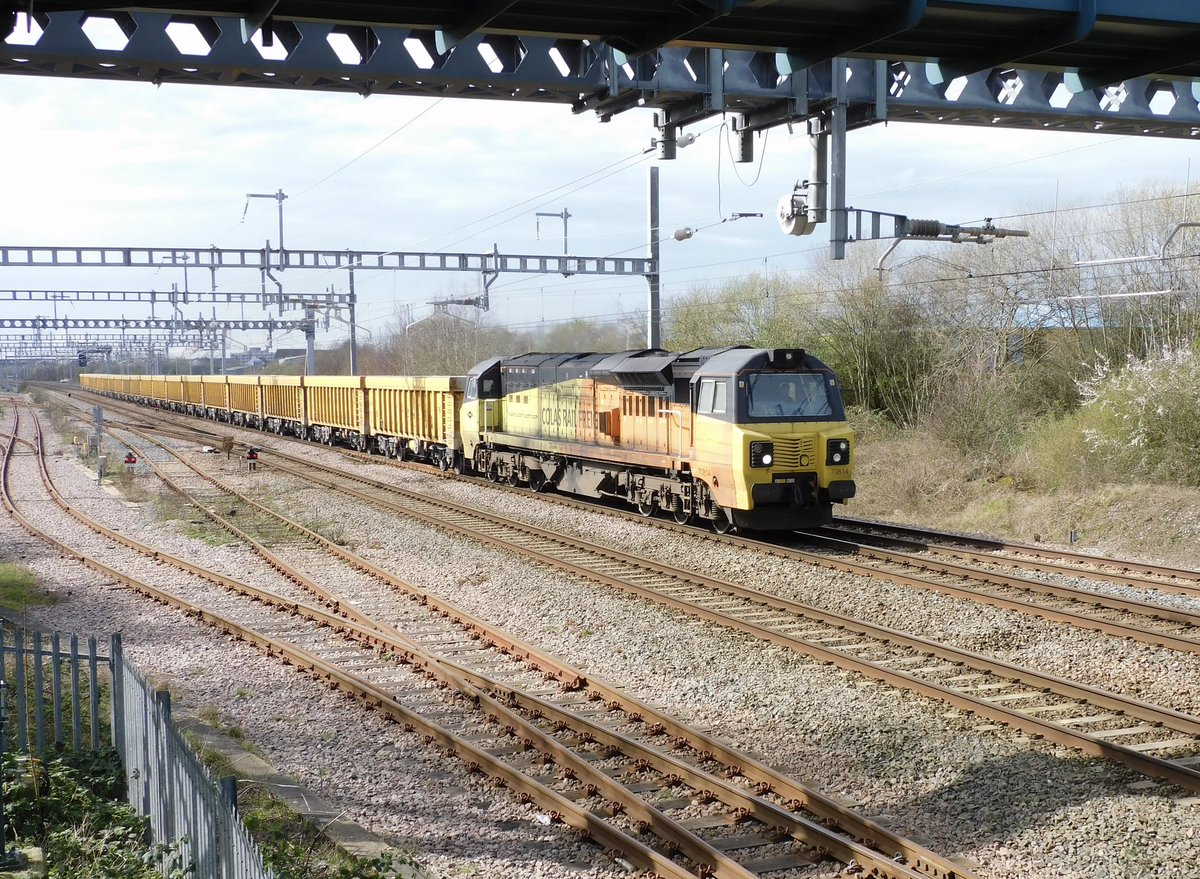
(80, 345, 855, 531)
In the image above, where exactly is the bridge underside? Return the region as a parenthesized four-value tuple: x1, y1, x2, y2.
(2, 8, 1199, 141)
(8, 1, 1200, 79)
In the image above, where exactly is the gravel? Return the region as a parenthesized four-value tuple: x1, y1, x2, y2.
(6, 400, 1200, 879)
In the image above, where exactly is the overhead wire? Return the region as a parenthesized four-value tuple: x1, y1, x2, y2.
(471, 225, 1200, 323)
(207, 98, 447, 248)
(169, 99, 1199, 349)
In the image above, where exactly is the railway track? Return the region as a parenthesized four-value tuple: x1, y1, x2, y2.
(44, 390, 1200, 786)
(115, 424, 973, 878)
(123, 430, 1199, 795)
(817, 517, 1200, 599)
(2, 403, 969, 879)
(87, 392, 1200, 654)
(770, 529, 1200, 654)
(59, 385, 1200, 598)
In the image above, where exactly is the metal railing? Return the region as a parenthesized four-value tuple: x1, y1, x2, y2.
(0, 628, 273, 879)
(0, 627, 106, 753)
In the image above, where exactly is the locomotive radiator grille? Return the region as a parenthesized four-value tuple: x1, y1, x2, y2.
(771, 435, 817, 469)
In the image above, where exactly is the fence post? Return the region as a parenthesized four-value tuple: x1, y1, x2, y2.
(0, 628, 7, 754)
(155, 690, 176, 846)
(32, 633, 45, 755)
(52, 633, 65, 749)
(110, 634, 125, 760)
(13, 630, 26, 752)
(88, 636, 100, 751)
(70, 635, 81, 751)
(0, 677, 12, 867)
(219, 776, 238, 814)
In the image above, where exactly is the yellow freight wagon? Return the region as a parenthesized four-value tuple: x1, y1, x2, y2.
(304, 376, 367, 447)
(199, 375, 230, 415)
(163, 376, 185, 406)
(227, 376, 262, 425)
(260, 375, 303, 435)
(364, 375, 464, 468)
(182, 376, 205, 408)
(129, 375, 152, 400)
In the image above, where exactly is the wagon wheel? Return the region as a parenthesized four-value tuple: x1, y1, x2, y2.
(711, 506, 735, 534)
(436, 454, 450, 472)
(636, 496, 657, 517)
(527, 470, 547, 492)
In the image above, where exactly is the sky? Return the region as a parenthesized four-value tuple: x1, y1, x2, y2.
(3, 63, 1200, 362)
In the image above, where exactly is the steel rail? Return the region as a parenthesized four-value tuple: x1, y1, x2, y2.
(35, 409, 976, 879)
(240, 447, 1200, 793)
(57, 389, 1200, 784)
(0, 410, 724, 879)
(785, 531, 1200, 653)
(59, 386, 1200, 655)
(115, 425, 967, 879)
(822, 517, 1200, 597)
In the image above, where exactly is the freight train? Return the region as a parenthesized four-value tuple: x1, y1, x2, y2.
(80, 346, 855, 531)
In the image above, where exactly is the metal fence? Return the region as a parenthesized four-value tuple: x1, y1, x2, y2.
(0, 628, 274, 879)
(0, 627, 106, 753)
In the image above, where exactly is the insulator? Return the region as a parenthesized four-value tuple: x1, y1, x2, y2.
(905, 219, 947, 238)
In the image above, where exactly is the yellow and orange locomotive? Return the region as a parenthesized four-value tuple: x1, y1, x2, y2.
(81, 345, 855, 531)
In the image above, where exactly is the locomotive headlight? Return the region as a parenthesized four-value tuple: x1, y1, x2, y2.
(750, 441, 774, 468)
(826, 438, 851, 466)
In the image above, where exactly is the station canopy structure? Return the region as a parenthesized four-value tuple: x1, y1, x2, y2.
(2, 1, 1199, 140)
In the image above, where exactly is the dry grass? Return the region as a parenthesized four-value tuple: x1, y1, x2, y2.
(851, 432, 1200, 569)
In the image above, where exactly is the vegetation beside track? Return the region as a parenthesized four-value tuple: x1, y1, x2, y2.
(3, 750, 188, 879)
(0, 564, 57, 613)
(3, 747, 405, 879)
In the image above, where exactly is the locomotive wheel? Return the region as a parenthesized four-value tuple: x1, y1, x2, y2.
(486, 466, 500, 483)
(711, 507, 735, 534)
(527, 471, 546, 492)
(508, 471, 522, 487)
(672, 505, 692, 525)
(636, 497, 656, 517)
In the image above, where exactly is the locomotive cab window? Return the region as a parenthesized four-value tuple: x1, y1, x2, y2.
(697, 379, 728, 415)
(465, 376, 499, 402)
(746, 372, 834, 420)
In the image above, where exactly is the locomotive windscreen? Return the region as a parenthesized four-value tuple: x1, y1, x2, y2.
(746, 372, 833, 419)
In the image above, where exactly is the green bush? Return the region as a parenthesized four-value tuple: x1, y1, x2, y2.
(1009, 411, 1103, 490)
(1074, 346, 1200, 486)
(3, 750, 187, 879)
(928, 375, 1024, 459)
